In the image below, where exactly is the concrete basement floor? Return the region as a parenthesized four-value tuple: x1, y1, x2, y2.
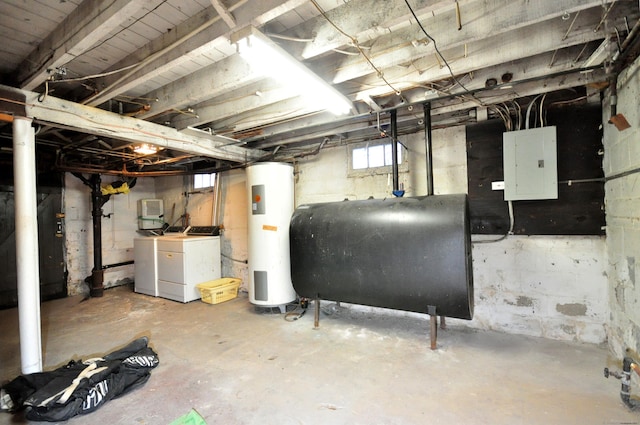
(0, 285, 638, 425)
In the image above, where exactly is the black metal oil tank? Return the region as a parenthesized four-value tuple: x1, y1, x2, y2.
(289, 194, 473, 320)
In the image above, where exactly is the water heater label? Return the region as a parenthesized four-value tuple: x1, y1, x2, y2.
(251, 185, 265, 215)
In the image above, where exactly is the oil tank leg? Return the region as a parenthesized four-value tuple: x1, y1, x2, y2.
(428, 305, 437, 350)
(314, 298, 320, 329)
(440, 316, 446, 330)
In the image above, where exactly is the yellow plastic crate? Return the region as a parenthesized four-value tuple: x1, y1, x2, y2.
(196, 278, 241, 305)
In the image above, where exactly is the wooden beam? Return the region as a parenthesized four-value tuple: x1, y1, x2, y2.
(0, 85, 265, 163)
(294, 0, 467, 60)
(136, 55, 260, 120)
(210, 96, 325, 135)
(153, 0, 613, 132)
(352, 7, 610, 99)
(172, 79, 300, 130)
(176, 40, 604, 137)
(85, 0, 308, 107)
(18, 0, 152, 91)
(210, 0, 236, 29)
(283, 0, 611, 60)
(237, 58, 608, 148)
(330, 0, 609, 84)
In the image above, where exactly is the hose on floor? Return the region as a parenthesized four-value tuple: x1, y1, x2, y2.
(284, 298, 309, 322)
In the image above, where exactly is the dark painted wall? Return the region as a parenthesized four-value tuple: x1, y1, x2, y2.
(466, 103, 605, 235)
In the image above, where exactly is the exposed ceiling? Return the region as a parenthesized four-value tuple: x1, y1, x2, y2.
(1, 0, 639, 176)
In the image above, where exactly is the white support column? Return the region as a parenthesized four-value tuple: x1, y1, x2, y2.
(12, 116, 43, 374)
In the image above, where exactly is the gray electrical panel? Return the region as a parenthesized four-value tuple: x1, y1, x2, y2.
(503, 126, 558, 201)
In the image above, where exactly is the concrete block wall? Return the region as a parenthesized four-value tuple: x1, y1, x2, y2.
(294, 126, 608, 344)
(603, 56, 640, 358)
(64, 174, 156, 295)
(467, 236, 607, 344)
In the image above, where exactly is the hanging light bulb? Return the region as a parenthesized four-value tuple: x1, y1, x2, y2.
(133, 144, 158, 155)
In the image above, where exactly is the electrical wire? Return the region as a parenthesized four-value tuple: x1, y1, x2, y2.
(539, 93, 547, 127)
(267, 33, 314, 43)
(332, 48, 360, 56)
(525, 94, 544, 129)
(284, 299, 309, 321)
(221, 252, 247, 264)
(41, 0, 168, 88)
(48, 63, 142, 83)
(81, 0, 169, 58)
(309, 0, 405, 100)
(37, 79, 51, 102)
(402, 0, 475, 97)
(471, 199, 514, 244)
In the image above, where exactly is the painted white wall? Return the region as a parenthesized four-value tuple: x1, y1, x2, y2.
(603, 56, 640, 358)
(64, 175, 156, 295)
(294, 125, 608, 344)
(217, 170, 249, 290)
(156, 171, 249, 289)
(295, 129, 467, 205)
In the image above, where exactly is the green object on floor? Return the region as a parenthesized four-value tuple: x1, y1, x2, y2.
(169, 409, 207, 425)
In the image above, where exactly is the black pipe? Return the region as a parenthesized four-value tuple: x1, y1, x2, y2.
(90, 174, 104, 297)
(608, 74, 618, 121)
(424, 102, 434, 196)
(621, 357, 640, 410)
(102, 260, 134, 270)
(390, 109, 399, 194)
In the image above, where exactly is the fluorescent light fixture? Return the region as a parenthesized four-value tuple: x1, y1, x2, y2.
(134, 144, 158, 155)
(231, 26, 353, 115)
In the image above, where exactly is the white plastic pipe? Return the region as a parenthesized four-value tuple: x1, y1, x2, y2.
(12, 116, 43, 374)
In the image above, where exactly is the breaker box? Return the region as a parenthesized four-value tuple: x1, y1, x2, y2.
(503, 126, 558, 201)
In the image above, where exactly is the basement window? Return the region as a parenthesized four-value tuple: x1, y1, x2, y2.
(349, 141, 407, 176)
(194, 172, 216, 189)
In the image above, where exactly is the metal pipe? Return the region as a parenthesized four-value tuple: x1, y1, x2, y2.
(424, 102, 434, 196)
(13, 116, 43, 374)
(101, 260, 135, 270)
(90, 174, 105, 297)
(314, 298, 320, 329)
(621, 357, 640, 410)
(391, 110, 399, 191)
(428, 305, 437, 350)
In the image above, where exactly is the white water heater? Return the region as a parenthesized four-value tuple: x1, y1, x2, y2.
(247, 162, 296, 309)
